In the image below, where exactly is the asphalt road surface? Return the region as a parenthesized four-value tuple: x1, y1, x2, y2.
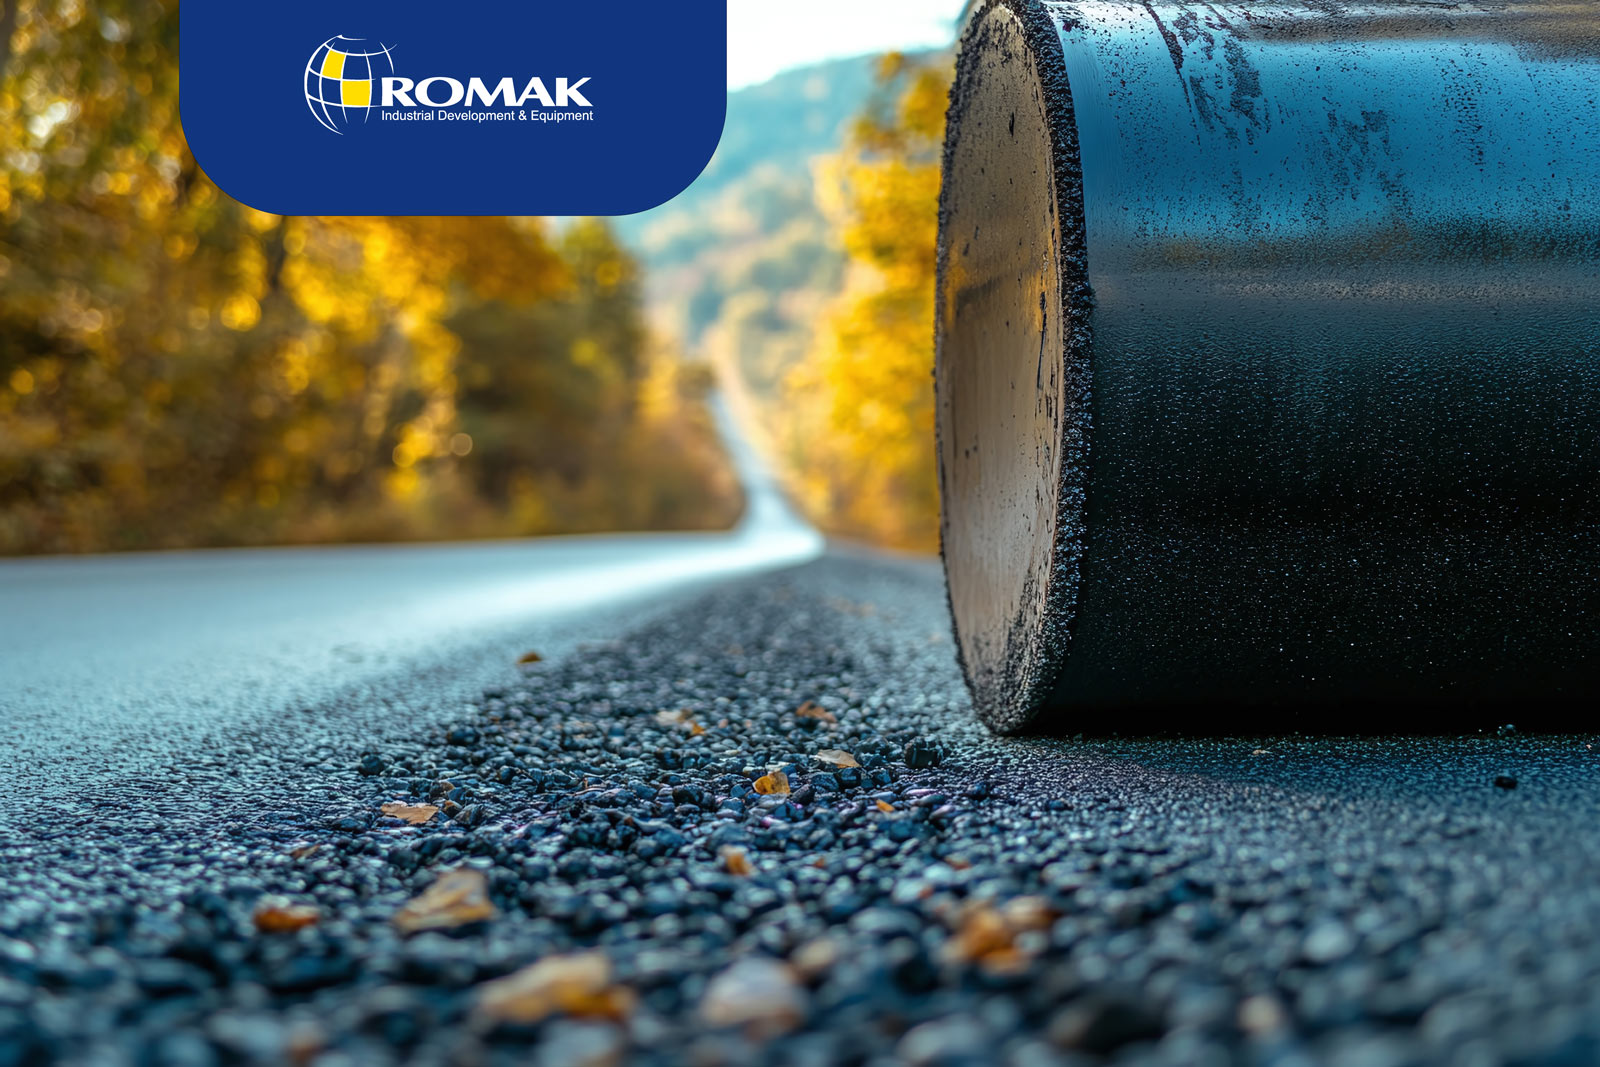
(4, 424, 1600, 1065)
(0, 398, 822, 812)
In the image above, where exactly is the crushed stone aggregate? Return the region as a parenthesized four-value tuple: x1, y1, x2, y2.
(3, 552, 1599, 1066)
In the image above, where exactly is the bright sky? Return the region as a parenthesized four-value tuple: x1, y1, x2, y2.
(727, 0, 968, 89)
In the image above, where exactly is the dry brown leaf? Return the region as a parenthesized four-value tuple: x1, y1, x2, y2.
(815, 749, 859, 769)
(794, 700, 836, 725)
(656, 709, 704, 734)
(287, 842, 321, 860)
(752, 771, 791, 796)
(476, 952, 634, 1025)
(253, 897, 321, 934)
(393, 868, 497, 935)
(1251, 748, 1271, 756)
(516, 651, 543, 665)
(875, 799, 894, 813)
(944, 896, 1057, 974)
(1001, 895, 1056, 933)
(381, 801, 439, 826)
(722, 846, 754, 877)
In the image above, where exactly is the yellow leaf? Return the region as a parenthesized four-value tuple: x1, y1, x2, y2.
(382, 801, 439, 826)
(753, 771, 791, 796)
(657, 708, 704, 733)
(476, 952, 634, 1025)
(943, 896, 1057, 973)
(875, 799, 894, 813)
(393, 868, 497, 934)
(722, 846, 754, 877)
(253, 897, 320, 934)
(795, 700, 836, 724)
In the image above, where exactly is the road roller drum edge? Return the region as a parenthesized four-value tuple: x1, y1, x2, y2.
(936, 1, 1600, 731)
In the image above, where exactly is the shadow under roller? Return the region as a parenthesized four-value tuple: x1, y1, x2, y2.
(936, 1, 1600, 732)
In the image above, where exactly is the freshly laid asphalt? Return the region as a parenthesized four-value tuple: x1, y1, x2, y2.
(3, 548, 1599, 1067)
(0, 396, 822, 809)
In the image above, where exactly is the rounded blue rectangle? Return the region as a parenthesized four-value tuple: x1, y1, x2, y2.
(181, 1, 727, 215)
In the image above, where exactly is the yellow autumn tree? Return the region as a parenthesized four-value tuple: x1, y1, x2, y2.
(0, 0, 737, 554)
(783, 54, 951, 551)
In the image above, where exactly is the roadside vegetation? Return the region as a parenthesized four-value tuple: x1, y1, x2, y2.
(2, 0, 951, 556)
(780, 55, 949, 552)
(632, 54, 953, 553)
(0, 0, 738, 555)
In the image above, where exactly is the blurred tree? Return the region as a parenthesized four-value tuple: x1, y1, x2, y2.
(783, 53, 950, 551)
(0, 0, 738, 554)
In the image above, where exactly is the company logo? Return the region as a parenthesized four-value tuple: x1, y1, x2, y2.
(304, 36, 394, 134)
(303, 35, 593, 134)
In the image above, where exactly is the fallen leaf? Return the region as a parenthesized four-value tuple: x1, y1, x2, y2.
(875, 799, 894, 813)
(943, 896, 1057, 974)
(253, 897, 320, 934)
(794, 700, 836, 725)
(699, 957, 807, 1036)
(722, 846, 754, 876)
(516, 651, 543, 665)
(476, 951, 634, 1025)
(287, 842, 320, 860)
(752, 771, 791, 796)
(1251, 749, 1271, 756)
(656, 709, 704, 734)
(381, 801, 439, 826)
(815, 749, 859, 769)
(393, 868, 497, 935)
(1001, 896, 1056, 932)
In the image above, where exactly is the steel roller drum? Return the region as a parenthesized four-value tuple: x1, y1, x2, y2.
(936, 1, 1600, 732)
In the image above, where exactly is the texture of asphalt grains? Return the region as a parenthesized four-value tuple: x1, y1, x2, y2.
(4, 552, 1600, 1066)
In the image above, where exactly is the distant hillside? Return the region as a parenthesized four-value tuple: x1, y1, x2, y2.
(614, 53, 886, 268)
(616, 50, 941, 431)
(620, 53, 932, 329)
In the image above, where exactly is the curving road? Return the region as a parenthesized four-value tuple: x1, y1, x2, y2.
(0, 398, 822, 810)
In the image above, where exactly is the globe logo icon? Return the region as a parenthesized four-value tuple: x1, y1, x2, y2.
(304, 36, 394, 134)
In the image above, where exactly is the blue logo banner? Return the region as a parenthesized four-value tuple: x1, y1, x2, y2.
(181, 2, 728, 215)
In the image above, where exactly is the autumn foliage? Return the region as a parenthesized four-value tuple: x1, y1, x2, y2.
(783, 55, 951, 552)
(0, 0, 738, 555)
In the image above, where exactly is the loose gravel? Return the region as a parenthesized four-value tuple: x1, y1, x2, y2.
(4, 552, 1600, 1066)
